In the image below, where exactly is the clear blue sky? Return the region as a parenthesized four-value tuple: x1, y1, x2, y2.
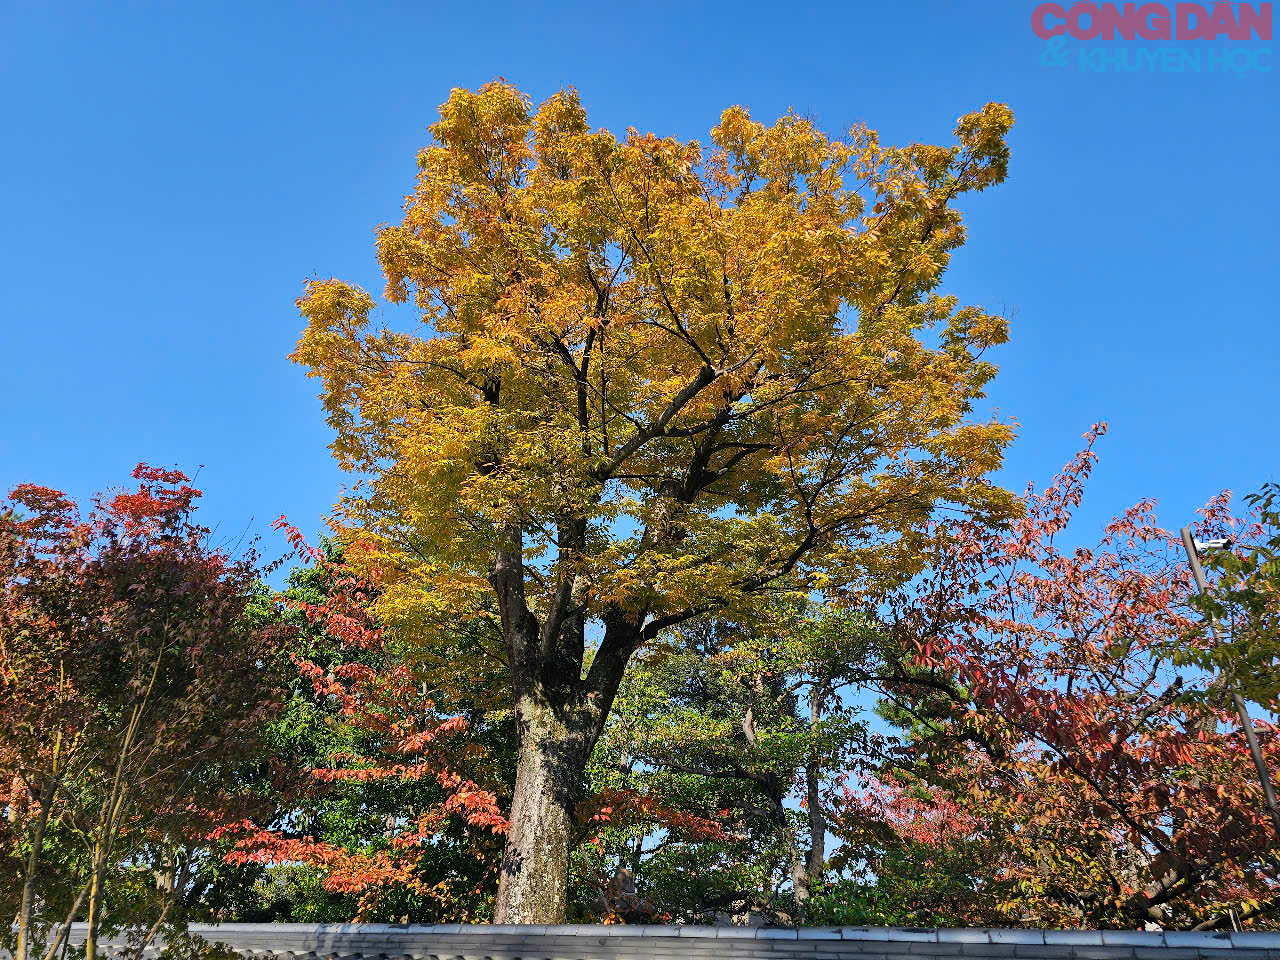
(1, 1, 1276, 561)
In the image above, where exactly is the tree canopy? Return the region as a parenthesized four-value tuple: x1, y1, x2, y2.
(292, 80, 1018, 922)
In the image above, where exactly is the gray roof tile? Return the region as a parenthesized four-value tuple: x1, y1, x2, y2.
(29, 922, 1280, 960)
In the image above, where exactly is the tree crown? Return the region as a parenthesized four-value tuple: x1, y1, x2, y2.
(294, 81, 1017, 674)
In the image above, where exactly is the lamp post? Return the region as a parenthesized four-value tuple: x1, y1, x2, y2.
(1180, 526, 1280, 836)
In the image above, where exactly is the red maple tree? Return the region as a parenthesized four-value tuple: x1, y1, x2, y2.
(1, 466, 292, 960)
(846, 426, 1280, 928)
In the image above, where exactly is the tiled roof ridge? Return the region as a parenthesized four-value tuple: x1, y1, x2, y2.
(65, 921, 1280, 949)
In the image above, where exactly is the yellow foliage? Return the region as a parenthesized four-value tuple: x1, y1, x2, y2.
(294, 81, 1018, 664)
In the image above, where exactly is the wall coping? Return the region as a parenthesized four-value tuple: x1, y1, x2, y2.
(64, 922, 1280, 950)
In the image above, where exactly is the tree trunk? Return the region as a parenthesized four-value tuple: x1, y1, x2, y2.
(83, 828, 118, 960)
(15, 780, 57, 960)
(805, 688, 827, 883)
(493, 695, 586, 924)
(83, 859, 104, 960)
(39, 883, 89, 960)
(488, 522, 639, 922)
(789, 839, 811, 921)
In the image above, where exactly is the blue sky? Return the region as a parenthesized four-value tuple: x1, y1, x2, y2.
(1, 1, 1276, 562)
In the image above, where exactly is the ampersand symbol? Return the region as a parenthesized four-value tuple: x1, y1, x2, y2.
(1040, 35, 1069, 66)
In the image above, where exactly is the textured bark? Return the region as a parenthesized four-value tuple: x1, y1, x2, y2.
(789, 840, 811, 919)
(493, 695, 582, 923)
(805, 689, 827, 882)
(789, 688, 829, 920)
(490, 601, 641, 922)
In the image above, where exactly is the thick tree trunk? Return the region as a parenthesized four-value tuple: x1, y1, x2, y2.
(493, 695, 586, 924)
(488, 516, 640, 922)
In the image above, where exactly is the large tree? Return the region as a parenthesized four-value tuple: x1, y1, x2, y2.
(294, 81, 1017, 922)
